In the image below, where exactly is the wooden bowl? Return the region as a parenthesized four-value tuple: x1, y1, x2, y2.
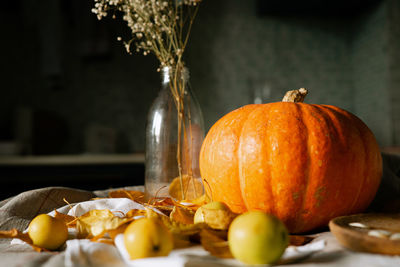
(329, 213, 400, 255)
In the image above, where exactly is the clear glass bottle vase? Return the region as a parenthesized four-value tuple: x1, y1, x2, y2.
(145, 65, 205, 201)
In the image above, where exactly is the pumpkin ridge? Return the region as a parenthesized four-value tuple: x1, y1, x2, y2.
(313, 105, 350, 223)
(226, 105, 260, 212)
(267, 102, 309, 231)
(323, 105, 381, 213)
(349, 116, 369, 213)
(296, 103, 311, 232)
(238, 104, 276, 214)
(357, 117, 382, 209)
(199, 105, 259, 213)
(298, 104, 342, 232)
(319, 105, 368, 217)
(264, 104, 275, 216)
(326, 106, 367, 214)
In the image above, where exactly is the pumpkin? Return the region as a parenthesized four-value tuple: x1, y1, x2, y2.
(199, 88, 382, 233)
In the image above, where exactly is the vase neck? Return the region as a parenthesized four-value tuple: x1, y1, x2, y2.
(161, 66, 189, 85)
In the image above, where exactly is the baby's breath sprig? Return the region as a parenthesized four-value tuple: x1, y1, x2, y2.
(92, 0, 201, 70)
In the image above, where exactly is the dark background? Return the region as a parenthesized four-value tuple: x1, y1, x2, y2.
(0, 0, 399, 199)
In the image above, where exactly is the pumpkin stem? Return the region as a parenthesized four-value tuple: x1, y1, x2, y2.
(282, 88, 308, 103)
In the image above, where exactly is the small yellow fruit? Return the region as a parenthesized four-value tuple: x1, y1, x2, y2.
(194, 201, 236, 230)
(124, 218, 173, 260)
(228, 211, 289, 265)
(28, 214, 68, 250)
(194, 201, 227, 223)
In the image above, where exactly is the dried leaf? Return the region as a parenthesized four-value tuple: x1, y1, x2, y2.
(125, 209, 146, 218)
(107, 223, 130, 240)
(169, 175, 204, 201)
(54, 210, 76, 227)
(148, 198, 175, 216)
(76, 210, 114, 238)
(164, 217, 203, 236)
(145, 207, 161, 219)
(149, 197, 175, 206)
(173, 234, 194, 249)
(170, 206, 195, 225)
(183, 194, 210, 207)
(107, 209, 146, 239)
(108, 190, 145, 203)
(75, 209, 133, 239)
(200, 229, 232, 259)
(0, 229, 47, 252)
(289, 235, 314, 246)
(148, 197, 199, 214)
(0, 229, 31, 243)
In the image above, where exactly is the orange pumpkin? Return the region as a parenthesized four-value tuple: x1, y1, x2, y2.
(199, 89, 382, 233)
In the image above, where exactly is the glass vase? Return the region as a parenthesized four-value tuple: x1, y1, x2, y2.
(145, 65, 205, 201)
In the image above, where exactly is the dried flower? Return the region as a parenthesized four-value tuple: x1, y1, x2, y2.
(92, 0, 201, 69)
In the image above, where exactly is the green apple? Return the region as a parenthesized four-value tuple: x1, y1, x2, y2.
(228, 211, 289, 265)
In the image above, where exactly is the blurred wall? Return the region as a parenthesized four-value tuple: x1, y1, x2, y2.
(188, 0, 353, 130)
(352, 0, 396, 147)
(0, 0, 398, 154)
(388, 0, 400, 146)
(187, 0, 399, 147)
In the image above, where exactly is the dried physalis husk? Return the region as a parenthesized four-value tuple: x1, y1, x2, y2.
(108, 190, 145, 204)
(184, 194, 211, 208)
(169, 175, 204, 201)
(200, 228, 232, 259)
(170, 206, 195, 225)
(194, 202, 237, 230)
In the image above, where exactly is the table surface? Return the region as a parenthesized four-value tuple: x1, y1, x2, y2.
(0, 153, 145, 166)
(1, 186, 400, 267)
(0, 153, 399, 267)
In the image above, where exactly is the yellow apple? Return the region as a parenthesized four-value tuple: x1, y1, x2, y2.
(28, 214, 68, 250)
(123, 218, 173, 259)
(228, 211, 289, 265)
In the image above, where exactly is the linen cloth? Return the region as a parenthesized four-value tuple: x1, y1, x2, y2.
(0, 153, 399, 267)
(10, 197, 326, 267)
